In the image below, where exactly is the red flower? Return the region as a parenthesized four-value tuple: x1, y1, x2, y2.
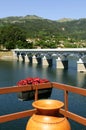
(33, 77, 40, 83)
(26, 77, 33, 84)
(42, 78, 49, 83)
(17, 79, 28, 86)
(17, 77, 50, 86)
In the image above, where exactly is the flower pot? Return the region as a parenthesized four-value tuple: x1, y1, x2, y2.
(17, 91, 34, 101)
(17, 88, 52, 101)
(26, 99, 71, 130)
(17, 77, 52, 101)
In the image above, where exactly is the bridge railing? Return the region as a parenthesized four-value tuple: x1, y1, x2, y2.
(0, 82, 86, 126)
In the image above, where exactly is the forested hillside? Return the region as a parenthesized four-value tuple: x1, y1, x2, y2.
(0, 15, 86, 49)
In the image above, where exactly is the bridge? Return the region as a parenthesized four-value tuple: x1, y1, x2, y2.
(13, 48, 86, 72)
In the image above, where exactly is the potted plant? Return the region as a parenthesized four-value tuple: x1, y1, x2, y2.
(17, 77, 52, 101)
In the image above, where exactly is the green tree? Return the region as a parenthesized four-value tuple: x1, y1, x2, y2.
(0, 25, 28, 49)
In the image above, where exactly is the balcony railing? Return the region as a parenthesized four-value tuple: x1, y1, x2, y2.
(0, 82, 86, 126)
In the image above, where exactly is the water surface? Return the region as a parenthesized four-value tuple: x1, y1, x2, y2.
(0, 60, 86, 130)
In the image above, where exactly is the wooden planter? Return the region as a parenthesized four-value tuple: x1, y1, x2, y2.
(17, 88, 52, 101)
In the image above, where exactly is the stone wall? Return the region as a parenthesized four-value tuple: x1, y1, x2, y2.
(0, 50, 13, 59)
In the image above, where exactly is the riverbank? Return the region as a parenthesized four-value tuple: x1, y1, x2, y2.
(0, 50, 13, 60)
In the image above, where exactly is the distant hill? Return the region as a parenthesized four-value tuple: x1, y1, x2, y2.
(0, 15, 43, 23)
(0, 15, 86, 41)
(57, 18, 74, 22)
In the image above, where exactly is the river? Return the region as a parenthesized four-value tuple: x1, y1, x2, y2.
(0, 59, 86, 130)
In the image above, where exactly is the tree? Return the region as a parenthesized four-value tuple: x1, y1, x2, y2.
(0, 25, 28, 49)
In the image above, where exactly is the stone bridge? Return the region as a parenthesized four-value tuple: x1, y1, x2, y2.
(13, 48, 86, 72)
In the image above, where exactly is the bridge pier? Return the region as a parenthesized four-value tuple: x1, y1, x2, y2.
(42, 56, 52, 66)
(32, 55, 38, 64)
(53, 56, 68, 69)
(28, 56, 32, 64)
(32, 55, 42, 64)
(25, 55, 29, 62)
(77, 58, 86, 72)
(21, 53, 27, 62)
(18, 54, 23, 61)
(17, 53, 26, 62)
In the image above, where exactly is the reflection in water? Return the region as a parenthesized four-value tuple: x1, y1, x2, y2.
(77, 72, 86, 88)
(0, 60, 86, 89)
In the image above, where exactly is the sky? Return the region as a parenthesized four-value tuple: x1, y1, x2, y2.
(0, 0, 86, 20)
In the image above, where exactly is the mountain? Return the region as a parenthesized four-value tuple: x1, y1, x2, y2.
(0, 15, 86, 41)
(57, 18, 74, 22)
(0, 15, 43, 24)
